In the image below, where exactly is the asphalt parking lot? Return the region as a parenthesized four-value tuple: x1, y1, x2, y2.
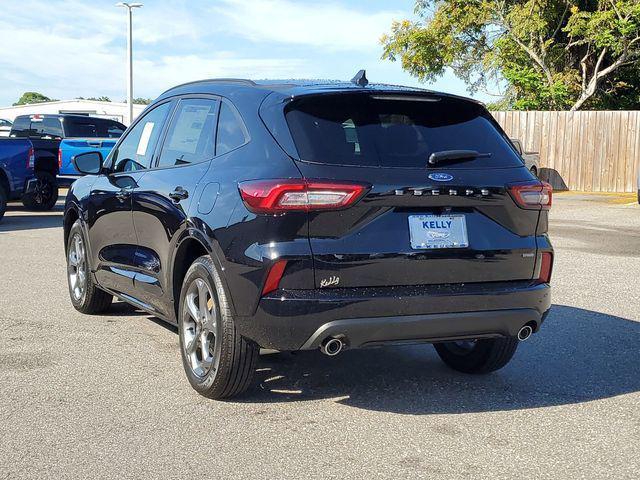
(1, 192, 639, 479)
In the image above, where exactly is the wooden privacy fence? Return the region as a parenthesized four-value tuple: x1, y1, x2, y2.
(492, 111, 640, 193)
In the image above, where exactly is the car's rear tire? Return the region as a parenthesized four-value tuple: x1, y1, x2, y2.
(22, 172, 59, 210)
(433, 336, 519, 374)
(0, 184, 7, 222)
(178, 255, 258, 399)
(66, 220, 113, 314)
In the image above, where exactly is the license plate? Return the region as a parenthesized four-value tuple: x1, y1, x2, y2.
(408, 214, 469, 250)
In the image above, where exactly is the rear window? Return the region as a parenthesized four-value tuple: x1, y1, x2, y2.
(64, 118, 126, 138)
(10, 116, 31, 137)
(284, 94, 522, 169)
(37, 117, 64, 138)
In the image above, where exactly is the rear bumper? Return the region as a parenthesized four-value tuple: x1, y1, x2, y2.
(236, 281, 551, 351)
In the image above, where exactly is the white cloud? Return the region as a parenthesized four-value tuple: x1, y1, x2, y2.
(0, 0, 312, 104)
(211, 0, 404, 51)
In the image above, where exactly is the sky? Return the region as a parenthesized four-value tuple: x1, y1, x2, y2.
(0, 0, 486, 107)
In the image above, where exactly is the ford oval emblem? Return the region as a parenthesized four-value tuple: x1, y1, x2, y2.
(428, 173, 454, 182)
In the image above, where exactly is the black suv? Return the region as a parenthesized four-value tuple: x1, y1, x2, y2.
(65, 76, 553, 399)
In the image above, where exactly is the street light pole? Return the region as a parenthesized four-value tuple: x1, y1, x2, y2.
(116, 2, 143, 125)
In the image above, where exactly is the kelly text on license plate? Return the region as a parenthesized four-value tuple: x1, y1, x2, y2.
(409, 215, 469, 249)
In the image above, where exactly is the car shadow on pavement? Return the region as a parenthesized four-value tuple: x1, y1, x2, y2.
(241, 305, 640, 414)
(0, 204, 64, 232)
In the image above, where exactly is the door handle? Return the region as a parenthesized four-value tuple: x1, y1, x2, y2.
(169, 186, 189, 202)
(115, 189, 131, 202)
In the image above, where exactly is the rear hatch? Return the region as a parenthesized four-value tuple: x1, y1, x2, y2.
(277, 92, 543, 288)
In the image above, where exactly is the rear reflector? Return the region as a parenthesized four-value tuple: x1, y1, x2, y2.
(508, 181, 552, 210)
(538, 252, 553, 284)
(239, 179, 369, 214)
(262, 259, 288, 295)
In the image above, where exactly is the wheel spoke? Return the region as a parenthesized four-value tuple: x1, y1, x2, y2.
(196, 279, 208, 319)
(186, 293, 200, 322)
(186, 337, 198, 354)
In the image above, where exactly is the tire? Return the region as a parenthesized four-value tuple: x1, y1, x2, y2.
(66, 220, 113, 314)
(178, 255, 258, 399)
(22, 171, 59, 210)
(0, 184, 6, 222)
(434, 336, 519, 374)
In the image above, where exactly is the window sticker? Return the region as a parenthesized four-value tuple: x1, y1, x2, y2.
(136, 122, 155, 156)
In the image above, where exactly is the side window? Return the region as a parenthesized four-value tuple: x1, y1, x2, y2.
(216, 102, 249, 155)
(111, 102, 172, 173)
(66, 121, 98, 138)
(157, 98, 218, 168)
(40, 117, 64, 138)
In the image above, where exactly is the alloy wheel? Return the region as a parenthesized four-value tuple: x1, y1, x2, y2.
(181, 278, 217, 378)
(68, 233, 87, 301)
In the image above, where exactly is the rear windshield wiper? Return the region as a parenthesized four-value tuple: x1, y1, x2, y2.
(428, 150, 492, 166)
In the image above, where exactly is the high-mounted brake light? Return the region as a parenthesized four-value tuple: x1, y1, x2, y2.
(27, 147, 35, 169)
(508, 181, 552, 210)
(239, 179, 369, 214)
(537, 252, 553, 284)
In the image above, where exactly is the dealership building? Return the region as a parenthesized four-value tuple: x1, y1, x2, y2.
(0, 99, 146, 125)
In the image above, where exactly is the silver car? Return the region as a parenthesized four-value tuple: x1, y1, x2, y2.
(511, 138, 540, 178)
(0, 119, 12, 138)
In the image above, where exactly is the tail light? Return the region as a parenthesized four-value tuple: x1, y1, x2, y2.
(239, 179, 369, 214)
(27, 147, 35, 169)
(508, 181, 552, 210)
(262, 259, 288, 295)
(58, 148, 62, 170)
(537, 252, 553, 284)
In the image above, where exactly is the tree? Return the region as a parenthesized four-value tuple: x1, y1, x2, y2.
(381, 1, 640, 110)
(76, 96, 112, 102)
(13, 92, 57, 106)
(132, 97, 152, 105)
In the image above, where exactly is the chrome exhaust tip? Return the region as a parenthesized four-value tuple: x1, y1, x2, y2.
(517, 325, 534, 342)
(320, 337, 344, 356)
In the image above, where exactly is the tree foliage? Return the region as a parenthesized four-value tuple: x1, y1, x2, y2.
(76, 96, 112, 102)
(381, 1, 640, 110)
(13, 92, 57, 106)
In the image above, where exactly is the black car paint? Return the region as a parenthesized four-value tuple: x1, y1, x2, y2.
(64, 80, 552, 351)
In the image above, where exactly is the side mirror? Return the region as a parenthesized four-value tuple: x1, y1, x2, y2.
(510, 138, 523, 155)
(73, 151, 103, 175)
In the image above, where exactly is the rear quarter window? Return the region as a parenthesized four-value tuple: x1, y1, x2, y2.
(284, 94, 522, 169)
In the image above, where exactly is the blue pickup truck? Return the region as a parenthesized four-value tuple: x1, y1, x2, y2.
(0, 139, 38, 221)
(58, 138, 119, 185)
(0, 114, 126, 221)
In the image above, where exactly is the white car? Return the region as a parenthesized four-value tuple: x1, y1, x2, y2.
(511, 138, 540, 177)
(0, 119, 12, 137)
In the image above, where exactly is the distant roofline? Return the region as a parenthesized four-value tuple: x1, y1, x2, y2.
(0, 99, 146, 110)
